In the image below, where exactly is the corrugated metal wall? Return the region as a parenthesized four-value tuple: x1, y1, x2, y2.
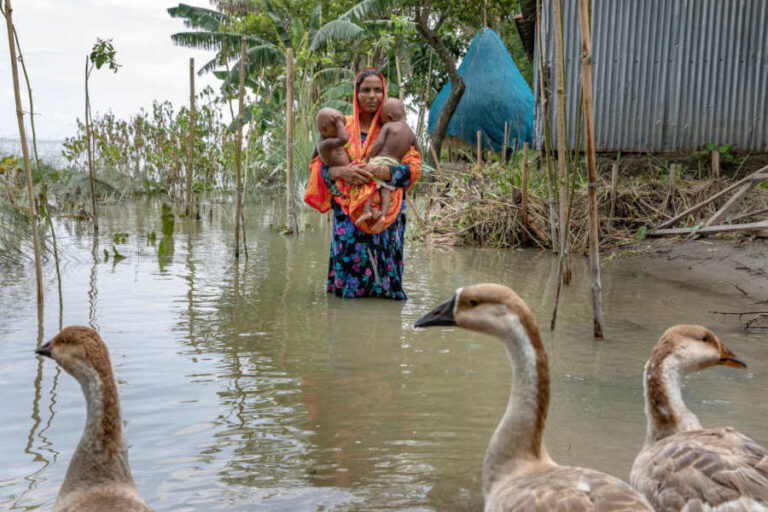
(533, 0, 768, 152)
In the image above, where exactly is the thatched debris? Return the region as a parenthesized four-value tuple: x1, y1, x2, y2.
(414, 163, 768, 253)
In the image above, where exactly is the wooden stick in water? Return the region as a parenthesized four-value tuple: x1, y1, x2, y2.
(578, 0, 604, 338)
(186, 57, 195, 217)
(234, 36, 246, 258)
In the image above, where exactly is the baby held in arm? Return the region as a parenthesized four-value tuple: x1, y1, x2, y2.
(361, 98, 420, 232)
(315, 107, 350, 168)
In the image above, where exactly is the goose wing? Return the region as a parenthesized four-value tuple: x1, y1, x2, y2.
(488, 465, 652, 511)
(631, 427, 768, 511)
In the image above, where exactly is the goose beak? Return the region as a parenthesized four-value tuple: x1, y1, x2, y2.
(718, 343, 747, 368)
(415, 295, 456, 328)
(35, 341, 53, 359)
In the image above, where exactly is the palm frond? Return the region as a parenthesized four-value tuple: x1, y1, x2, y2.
(198, 53, 229, 75)
(342, 0, 395, 21)
(171, 31, 276, 52)
(168, 4, 226, 31)
(228, 44, 286, 81)
(321, 82, 353, 100)
(319, 100, 353, 114)
(309, 3, 322, 31)
(290, 17, 305, 50)
(310, 19, 365, 50)
(313, 67, 356, 82)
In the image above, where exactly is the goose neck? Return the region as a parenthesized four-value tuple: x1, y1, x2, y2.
(644, 355, 701, 444)
(483, 316, 551, 493)
(60, 363, 133, 495)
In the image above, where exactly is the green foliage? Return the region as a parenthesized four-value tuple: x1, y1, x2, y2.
(704, 142, 734, 161)
(161, 204, 175, 236)
(63, 87, 237, 195)
(89, 38, 120, 73)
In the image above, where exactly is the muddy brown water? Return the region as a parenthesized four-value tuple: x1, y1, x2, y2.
(1, 197, 765, 511)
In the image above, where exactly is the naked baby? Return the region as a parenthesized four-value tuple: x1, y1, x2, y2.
(360, 98, 420, 232)
(315, 107, 350, 169)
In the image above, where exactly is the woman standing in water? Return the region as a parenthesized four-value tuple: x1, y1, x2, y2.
(305, 68, 421, 299)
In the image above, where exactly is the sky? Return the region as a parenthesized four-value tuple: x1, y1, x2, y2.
(0, 0, 220, 141)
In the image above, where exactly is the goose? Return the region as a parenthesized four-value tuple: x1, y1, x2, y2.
(415, 283, 652, 511)
(630, 324, 768, 511)
(35, 326, 153, 512)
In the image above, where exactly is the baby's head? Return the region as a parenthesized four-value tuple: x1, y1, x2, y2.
(316, 107, 344, 138)
(380, 98, 405, 124)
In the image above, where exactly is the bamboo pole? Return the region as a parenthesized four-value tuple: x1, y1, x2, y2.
(550, 0, 571, 330)
(5, 0, 42, 304)
(712, 149, 720, 180)
(578, 0, 604, 339)
(429, 142, 443, 181)
(9, 17, 62, 315)
(649, 220, 768, 237)
(186, 57, 195, 217)
(476, 130, 482, 167)
(501, 122, 509, 164)
(84, 56, 98, 232)
(521, 141, 529, 227)
(552, 0, 569, 266)
(705, 181, 758, 227)
(234, 36, 246, 258)
(609, 159, 619, 223)
(285, 47, 297, 235)
(536, 0, 558, 253)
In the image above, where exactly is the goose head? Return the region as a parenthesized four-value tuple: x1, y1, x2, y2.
(36, 326, 112, 383)
(652, 324, 746, 374)
(415, 283, 536, 339)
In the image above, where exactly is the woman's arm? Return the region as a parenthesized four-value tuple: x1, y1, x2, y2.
(325, 163, 373, 186)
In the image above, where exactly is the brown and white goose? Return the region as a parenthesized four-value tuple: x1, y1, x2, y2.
(631, 324, 768, 511)
(415, 284, 652, 511)
(35, 326, 153, 512)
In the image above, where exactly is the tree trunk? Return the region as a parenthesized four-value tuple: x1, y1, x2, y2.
(5, 0, 43, 304)
(414, 8, 464, 164)
(186, 57, 195, 217)
(415, 49, 433, 141)
(234, 36, 246, 258)
(85, 57, 98, 232)
(578, 0, 604, 339)
(285, 47, 297, 235)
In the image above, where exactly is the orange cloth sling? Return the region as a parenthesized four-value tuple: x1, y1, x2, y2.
(304, 69, 421, 234)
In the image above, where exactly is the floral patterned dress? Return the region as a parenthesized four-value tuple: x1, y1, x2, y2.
(321, 138, 413, 300)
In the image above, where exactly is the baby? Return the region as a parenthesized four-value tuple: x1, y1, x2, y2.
(359, 98, 420, 232)
(315, 107, 350, 168)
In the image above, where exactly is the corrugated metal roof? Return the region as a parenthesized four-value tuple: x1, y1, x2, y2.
(533, 0, 768, 152)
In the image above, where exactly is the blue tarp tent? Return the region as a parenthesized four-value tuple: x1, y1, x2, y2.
(428, 28, 533, 152)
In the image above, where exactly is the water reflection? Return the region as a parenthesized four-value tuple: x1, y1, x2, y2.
(1, 197, 766, 511)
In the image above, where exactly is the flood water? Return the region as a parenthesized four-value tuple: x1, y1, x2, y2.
(1, 196, 766, 511)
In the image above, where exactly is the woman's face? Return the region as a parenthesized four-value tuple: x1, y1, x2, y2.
(357, 74, 384, 115)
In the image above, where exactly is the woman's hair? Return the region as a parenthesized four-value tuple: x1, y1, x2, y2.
(355, 68, 384, 92)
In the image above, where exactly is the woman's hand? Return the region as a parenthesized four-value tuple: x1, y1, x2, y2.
(362, 164, 391, 181)
(329, 164, 373, 186)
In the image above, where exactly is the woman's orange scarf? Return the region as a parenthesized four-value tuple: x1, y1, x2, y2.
(304, 68, 421, 234)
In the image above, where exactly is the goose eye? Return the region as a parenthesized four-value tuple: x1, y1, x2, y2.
(469, 299, 479, 307)
(701, 335, 709, 342)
